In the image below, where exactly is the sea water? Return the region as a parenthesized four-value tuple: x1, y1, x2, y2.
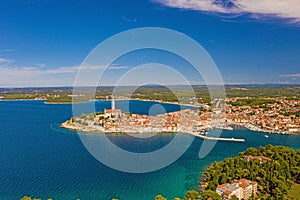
(0, 100, 299, 200)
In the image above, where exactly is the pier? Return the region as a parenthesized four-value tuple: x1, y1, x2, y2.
(187, 131, 245, 142)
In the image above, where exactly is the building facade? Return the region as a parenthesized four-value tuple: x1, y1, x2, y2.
(216, 179, 258, 200)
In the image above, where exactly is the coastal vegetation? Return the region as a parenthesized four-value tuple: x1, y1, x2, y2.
(20, 197, 52, 200)
(2, 93, 42, 100)
(46, 94, 72, 103)
(201, 145, 300, 199)
(154, 190, 199, 200)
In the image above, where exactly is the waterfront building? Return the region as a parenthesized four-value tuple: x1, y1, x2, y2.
(286, 124, 300, 133)
(216, 179, 258, 200)
(216, 183, 240, 200)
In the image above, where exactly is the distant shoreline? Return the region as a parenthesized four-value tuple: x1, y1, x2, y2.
(1, 97, 199, 107)
(0, 99, 44, 101)
(44, 101, 73, 104)
(44, 98, 199, 108)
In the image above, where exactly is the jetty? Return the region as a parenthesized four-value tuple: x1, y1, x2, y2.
(187, 131, 245, 142)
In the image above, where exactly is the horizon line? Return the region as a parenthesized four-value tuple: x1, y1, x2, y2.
(0, 83, 300, 89)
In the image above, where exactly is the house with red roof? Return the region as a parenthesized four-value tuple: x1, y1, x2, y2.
(244, 155, 271, 164)
(216, 179, 258, 200)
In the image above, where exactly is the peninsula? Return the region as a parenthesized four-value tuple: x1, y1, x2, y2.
(61, 94, 300, 135)
(61, 96, 246, 142)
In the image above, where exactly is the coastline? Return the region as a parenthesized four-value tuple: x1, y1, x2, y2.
(60, 121, 245, 142)
(61, 119, 300, 136)
(228, 122, 300, 135)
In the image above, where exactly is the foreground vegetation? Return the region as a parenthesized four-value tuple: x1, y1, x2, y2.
(201, 145, 300, 199)
(20, 190, 200, 200)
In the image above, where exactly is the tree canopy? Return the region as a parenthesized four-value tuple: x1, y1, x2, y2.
(201, 145, 300, 199)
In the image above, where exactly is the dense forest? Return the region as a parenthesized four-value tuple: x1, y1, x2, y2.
(201, 145, 300, 200)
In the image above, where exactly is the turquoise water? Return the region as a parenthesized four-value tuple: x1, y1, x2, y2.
(0, 100, 300, 200)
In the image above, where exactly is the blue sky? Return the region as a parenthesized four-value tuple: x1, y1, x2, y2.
(0, 0, 299, 86)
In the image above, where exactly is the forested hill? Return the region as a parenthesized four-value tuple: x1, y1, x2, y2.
(201, 145, 300, 200)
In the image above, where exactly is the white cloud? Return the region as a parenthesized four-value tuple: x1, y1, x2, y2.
(154, 0, 233, 13)
(234, 0, 300, 20)
(154, 0, 300, 21)
(46, 65, 129, 74)
(0, 58, 14, 63)
(0, 49, 15, 53)
(280, 73, 300, 78)
(121, 16, 138, 23)
(37, 63, 46, 68)
(0, 65, 130, 87)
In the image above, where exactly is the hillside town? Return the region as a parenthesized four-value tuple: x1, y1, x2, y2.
(61, 96, 300, 134)
(225, 97, 300, 134)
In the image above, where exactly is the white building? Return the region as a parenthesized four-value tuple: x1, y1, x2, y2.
(216, 179, 257, 200)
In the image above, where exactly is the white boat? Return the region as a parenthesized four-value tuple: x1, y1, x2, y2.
(197, 130, 207, 135)
(264, 135, 269, 138)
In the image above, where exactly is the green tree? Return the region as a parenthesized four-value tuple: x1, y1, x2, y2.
(20, 197, 32, 200)
(206, 181, 217, 191)
(155, 194, 167, 200)
(184, 190, 199, 200)
(231, 195, 238, 200)
(201, 190, 221, 200)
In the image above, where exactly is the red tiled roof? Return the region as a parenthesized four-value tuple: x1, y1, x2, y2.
(217, 183, 228, 188)
(244, 156, 254, 159)
(244, 155, 271, 161)
(224, 190, 232, 195)
(105, 109, 121, 113)
(239, 183, 249, 188)
(240, 178, 247, 183)
(251, 181, 258, 185)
